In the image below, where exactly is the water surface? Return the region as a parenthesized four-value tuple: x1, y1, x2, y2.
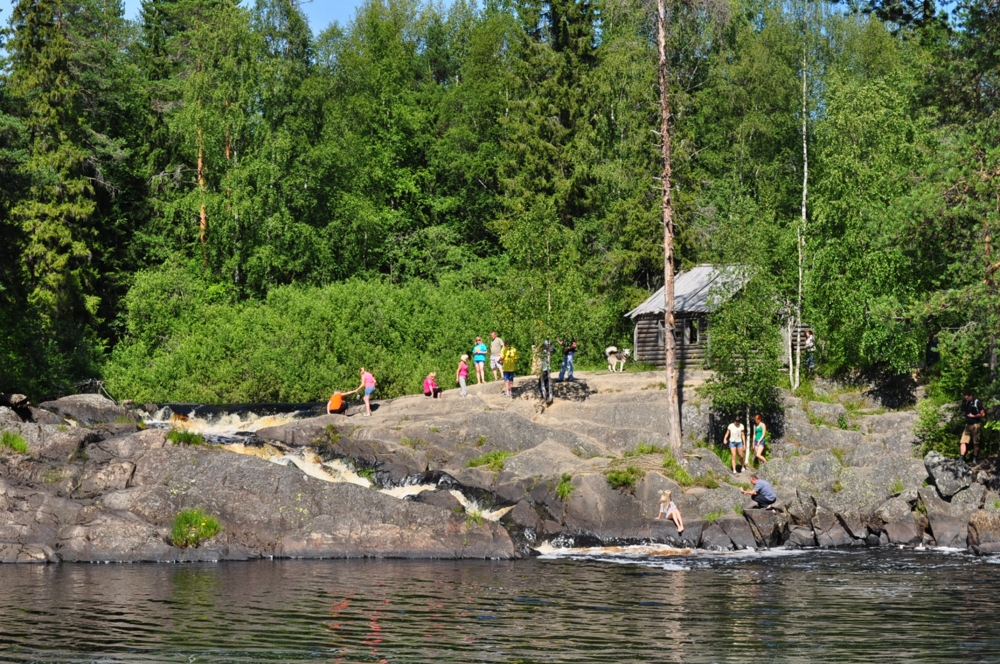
(1, 548, 997, 663)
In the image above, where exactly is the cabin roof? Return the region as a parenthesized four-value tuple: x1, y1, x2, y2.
(625, 264, 744, 318)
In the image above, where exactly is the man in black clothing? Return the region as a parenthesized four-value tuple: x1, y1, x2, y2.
(961, 391, 986, 465)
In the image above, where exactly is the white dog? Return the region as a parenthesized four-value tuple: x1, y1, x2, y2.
(605, 346, 632, 372)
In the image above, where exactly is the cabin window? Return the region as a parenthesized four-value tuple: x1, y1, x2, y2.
(689, 319, 699, 344)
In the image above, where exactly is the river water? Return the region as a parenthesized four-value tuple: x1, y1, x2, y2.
(1, 547, 998, 663)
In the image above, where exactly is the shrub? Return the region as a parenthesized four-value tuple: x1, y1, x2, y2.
(889, 478, 904, 494)
(605, 466, 644, 491)
(662, 453, 693, 486)
(0, 431, 29, 454)
(171, 509, 221, 548)
(467, 450, 514, 471)
(167, 430, 205, 446)
(556, 473, 574, 500)
(623, 441, 666, 457)
(704, 509, 724, 522)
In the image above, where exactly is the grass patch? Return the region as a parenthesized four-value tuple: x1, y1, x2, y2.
(733, 504, 744, 516)
(695, 472, 721, 489)
(729, 480, 752, 490)
(832, 477, 843, 493)
(357, 468, 375, 482)
(475, 436, 487, 447)
(467, 450, 514, 471)
(704, 509, 724, 523)
(993, 500, 1000, 510)
(556, 473, 574, 500)
(170, 509, 221, 548)
(325, 424, 341, 444)
(695, 440, 735, 469)
(641, 382, 667, 390)
(837, 413, 849, 430)
(662, 453, 693, 487)
(465, 509, 485, 528)
(830, 447, 848, 467)
(0, 430, 29, 454)
(604, 466, 645, 491)
(429, 426, 440, 433)
(889, 478, 904, 494)
(623, 440, 666, 457)
(807, 412, 830, 428)
(400, 437, 424, 449)
(167, 430, 204, 446)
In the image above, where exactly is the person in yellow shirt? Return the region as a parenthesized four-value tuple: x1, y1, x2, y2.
(500, 344, 519, 398)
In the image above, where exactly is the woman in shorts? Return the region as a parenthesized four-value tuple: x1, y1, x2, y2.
(723, 416, 746, 474)
(752, 414, 768, 465)
(356, 368, 376, 417)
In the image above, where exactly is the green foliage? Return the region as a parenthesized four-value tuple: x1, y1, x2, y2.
(167, 430, 205, 446)
(604, 465, 644, 491)
(357, 468, 375, 482)
(623, 441, 667, 457)
(890, 478, 904, 494)
(837, 413, 849, 430)
(467, 450, 513, 472)
(830, 447, 848, 467)
(733, 504, 744, 516)
(556, 473, 574, 500)
(0, 431, 29, 454)
(704, 509, 724, 523)
(661, 453, 693, 487)
(170, 509, 221, 548)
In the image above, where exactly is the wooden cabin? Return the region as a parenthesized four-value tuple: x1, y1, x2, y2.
(625, 265, 738, 367)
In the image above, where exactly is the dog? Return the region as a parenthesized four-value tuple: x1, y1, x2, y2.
(605, 346, 632, 372)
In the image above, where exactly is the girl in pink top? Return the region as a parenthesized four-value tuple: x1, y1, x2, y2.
(423, 372, 443, 399)
(456, 354, 469, 397)
(354, 367, 376, 416)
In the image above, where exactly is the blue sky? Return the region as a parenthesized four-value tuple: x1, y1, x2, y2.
(0, 0, 366, 34)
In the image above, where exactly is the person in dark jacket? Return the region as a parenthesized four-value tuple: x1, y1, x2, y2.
(961, 391, 985, 465)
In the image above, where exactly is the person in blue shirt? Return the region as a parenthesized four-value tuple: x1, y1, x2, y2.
(472, 336, 489, 384)
(741, 474, 777, 510)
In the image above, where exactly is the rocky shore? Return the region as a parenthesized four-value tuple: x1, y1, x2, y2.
(1, 372, 997, 563)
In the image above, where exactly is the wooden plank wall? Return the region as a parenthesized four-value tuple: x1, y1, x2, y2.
(633, 315, 706, 366)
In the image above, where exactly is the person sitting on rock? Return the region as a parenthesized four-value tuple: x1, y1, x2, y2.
(741, 474, 777, 511)
(654, 489, 683, 532)
(723, 416, 746, 474)
(423, 372, 443, 399)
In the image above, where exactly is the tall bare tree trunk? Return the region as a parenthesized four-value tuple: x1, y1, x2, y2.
(794, 11, 808, 392)
(657, 0, 683, 450)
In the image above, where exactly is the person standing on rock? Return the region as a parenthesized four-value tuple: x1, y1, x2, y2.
(741, 474, 777, 510)
(555, 338, 577, 382)
(961, 391, 985, 465)
(489, 331, 504, 382)
(456, 355, 470, 397)
(752, 414, 768, 466)
(501, 343, 519, 398)
(472, 337, 488, 384)
(356, 368, 376, 417)
(723, 416, 747, 474)
(537, 340, 553, 404)
(804, 330, 816, 372)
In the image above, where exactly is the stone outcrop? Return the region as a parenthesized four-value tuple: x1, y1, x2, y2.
(37, 394, 130, 426)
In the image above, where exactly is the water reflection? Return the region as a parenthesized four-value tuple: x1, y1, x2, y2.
(0, 550, 997, 662)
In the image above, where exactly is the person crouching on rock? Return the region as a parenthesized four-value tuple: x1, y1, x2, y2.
(423, 372, 443, 399)
(654, 489, 684, 532)
(723, 415, 746, 474)
(741, 474, 777, 511)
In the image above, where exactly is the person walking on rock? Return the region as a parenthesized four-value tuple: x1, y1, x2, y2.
(752, 414, 768, 466)
(555, 338, 577, 382)
(423, 372, 443, 399)
(741, 474, 777, 510)
(456, 355, 470, 397)
(472, 337, 488, 384)
(804, 330, 816, 372)
(654, 489, 684, 532)
(355, 368, 376, 417)
(961, 390, 985, 465)
(723, 416, 746, 474)
(489, 331, 504, 382)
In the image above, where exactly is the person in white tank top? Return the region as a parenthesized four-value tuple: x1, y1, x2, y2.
(723, 416, 746, 474)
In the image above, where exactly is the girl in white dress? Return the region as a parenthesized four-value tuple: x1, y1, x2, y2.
(654, 489, 684, 533)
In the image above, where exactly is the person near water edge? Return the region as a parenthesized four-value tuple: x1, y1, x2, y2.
(961, 390, 985, 465)
(472, 336, 488, 384)
(555, 338, 577, 382)
(741, 474, 777, 510)
(489, 331, 504, 382)
(723, 416, 746, 474)
(654, 489, 684, 532)
(456, 355, 469, 397)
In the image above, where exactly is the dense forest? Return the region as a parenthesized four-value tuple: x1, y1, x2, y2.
(0, 0, 997, 405)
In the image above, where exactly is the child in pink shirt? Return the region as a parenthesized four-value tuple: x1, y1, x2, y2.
(423, 372, 442, 399)
(456, 354, 469, 397)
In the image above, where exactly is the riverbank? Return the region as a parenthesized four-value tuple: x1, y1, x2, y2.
(0, 370, 996, 562)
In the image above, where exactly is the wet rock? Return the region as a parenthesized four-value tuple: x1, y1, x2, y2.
(716, 515, 757, 549)
(812, 505, 854, 547)
(968, 511, 1000, 555)
(786, 525, 817, 547)
(924, 451, 971, 499)
(413, 489, 463, 512)
(509, 500, 542, 532)
(700, 522, 734, 551)
(917, 487, 963, 547)
(38, 394, 129, 427)
(836, 510, 869, 541)
(561, 474, 645, 541)
(883, 518, 922, 545)
(744, 509, 788, 547)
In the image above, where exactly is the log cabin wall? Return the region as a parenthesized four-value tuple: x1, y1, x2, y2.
(633, 313, 708, 367)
